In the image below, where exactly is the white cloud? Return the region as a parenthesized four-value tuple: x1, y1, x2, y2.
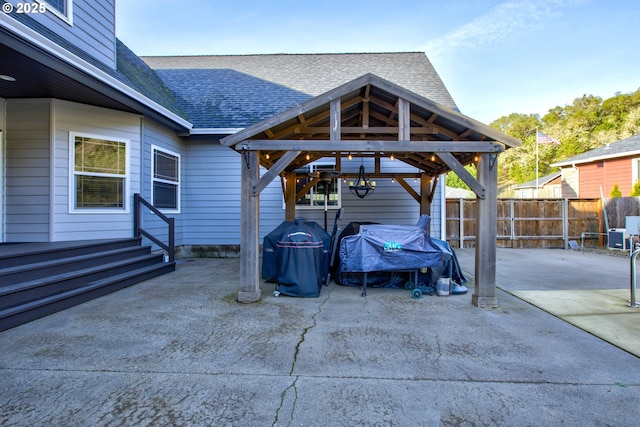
(420, 0, 582, 60)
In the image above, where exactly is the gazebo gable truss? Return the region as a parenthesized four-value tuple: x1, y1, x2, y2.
(221, 73, 520, 201)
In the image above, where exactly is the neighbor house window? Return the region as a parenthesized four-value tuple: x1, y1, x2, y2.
(634, 158, 640, 184)
(151, 146, 180, 212)
(37, 0, 73, 23)
(71, 133, 128, 212)
(295, 162, 341, 209)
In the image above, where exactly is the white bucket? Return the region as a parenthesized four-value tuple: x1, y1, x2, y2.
(436, 277, 450, 296)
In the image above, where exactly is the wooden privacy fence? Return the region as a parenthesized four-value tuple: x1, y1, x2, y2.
(445, 198, 603, 249)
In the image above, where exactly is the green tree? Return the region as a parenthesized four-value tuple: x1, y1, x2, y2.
(631, 181, 640, 197)
(490, 113, 542, 185)
(610, 183, 622, 198)
(491, 88, 640, 190)
(446, 164, 476, 189)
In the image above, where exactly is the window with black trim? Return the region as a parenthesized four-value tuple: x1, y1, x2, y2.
(152, 146, 180, 212)
(71, 134, 128, 211)
(295, 162, 341, 208)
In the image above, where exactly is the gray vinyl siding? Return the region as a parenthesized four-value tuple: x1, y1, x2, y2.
(7, 0, 117, 68)
(140, 119, 185, 247)
(183, 140, 310, 245)
(182, 140, 242, 245)
(4, 100, 51, 242)
(288, 157, 442, 235)
(51, 99, 141, 241)
(182, 146, 441, 245)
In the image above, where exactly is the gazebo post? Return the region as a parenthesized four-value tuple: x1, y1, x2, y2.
(419, 173, 432, 216)
(473, 153, 498, 307)
(284, 170, 296, 221)
(238, 150, 261, 303)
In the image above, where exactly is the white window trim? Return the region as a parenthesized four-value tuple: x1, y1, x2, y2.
(151, 145, 181, 214)
(288, 160, 342, 210)
(36, 0, 73, 25)
(68, 132, 130, 214)
(632, 157, 640, 187)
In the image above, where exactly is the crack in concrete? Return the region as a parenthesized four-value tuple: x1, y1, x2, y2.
(272, 285, 332, 427)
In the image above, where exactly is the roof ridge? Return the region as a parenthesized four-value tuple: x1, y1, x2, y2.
(141, 52, 425, 59)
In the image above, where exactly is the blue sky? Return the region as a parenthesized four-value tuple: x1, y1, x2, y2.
(116, 0, 639, 124)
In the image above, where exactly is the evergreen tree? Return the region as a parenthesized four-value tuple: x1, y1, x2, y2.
(610, 183, 622, 198)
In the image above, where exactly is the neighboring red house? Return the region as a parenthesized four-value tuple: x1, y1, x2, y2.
(551, 134, 640, 198)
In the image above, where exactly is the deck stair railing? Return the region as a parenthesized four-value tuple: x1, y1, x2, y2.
(133, 193, 175, 263)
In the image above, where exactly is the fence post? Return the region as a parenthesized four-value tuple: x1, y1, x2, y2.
(459, 199, 464, 248)
(510, 199, 515, 248)
(562, 198, 569, 249)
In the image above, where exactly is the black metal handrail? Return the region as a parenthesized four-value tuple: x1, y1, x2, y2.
(133, 193, 175, 262)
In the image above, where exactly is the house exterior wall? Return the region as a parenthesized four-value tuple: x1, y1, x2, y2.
(578, 157, 633, 198)
(4, 99, 51, 242)
(182, 139, 243, 245)
(179, 144, 440, 246)
(291, 157, 439, 235)
(514, 184, 561, 199)
(560, 167, 579, 198)
(6, 0, 117, 68)
(50, 99, 141, 241)
(140, 118, 186, 246)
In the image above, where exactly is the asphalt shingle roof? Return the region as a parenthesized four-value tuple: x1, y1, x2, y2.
(515, 172, 561, 189)
(552, 134, 640, 166)
(154, 69, 310, 129)
(7, 6, 457, 132)
(143, 53, 457, 129)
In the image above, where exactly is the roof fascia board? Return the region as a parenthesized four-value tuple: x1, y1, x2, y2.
(551, 150, 640, 167)
(190, 128, 245, 135)
(0, 14, 192, 130)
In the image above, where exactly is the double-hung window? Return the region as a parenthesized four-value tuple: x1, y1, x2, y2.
(295, 162, 341, 209)
(37, 0, 73, 23)
(71, 133, 128, 212)
(152, 146, 180, 212)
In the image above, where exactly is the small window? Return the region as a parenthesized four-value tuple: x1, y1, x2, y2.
(71, 134, 128, 212)
(295, 162, 341, 209)
(152, 146, 180, 212)
(37, 0, 73, 23)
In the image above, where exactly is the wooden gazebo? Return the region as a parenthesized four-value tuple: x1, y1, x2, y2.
(220, 74, 520, 307)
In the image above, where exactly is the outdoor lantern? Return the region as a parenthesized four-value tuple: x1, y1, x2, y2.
(349, 164, 376, 199)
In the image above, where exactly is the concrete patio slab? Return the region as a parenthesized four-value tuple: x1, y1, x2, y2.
(1, 250, 639, 426)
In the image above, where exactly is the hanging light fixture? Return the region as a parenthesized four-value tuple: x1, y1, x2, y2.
(349, 164, 376, 199)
